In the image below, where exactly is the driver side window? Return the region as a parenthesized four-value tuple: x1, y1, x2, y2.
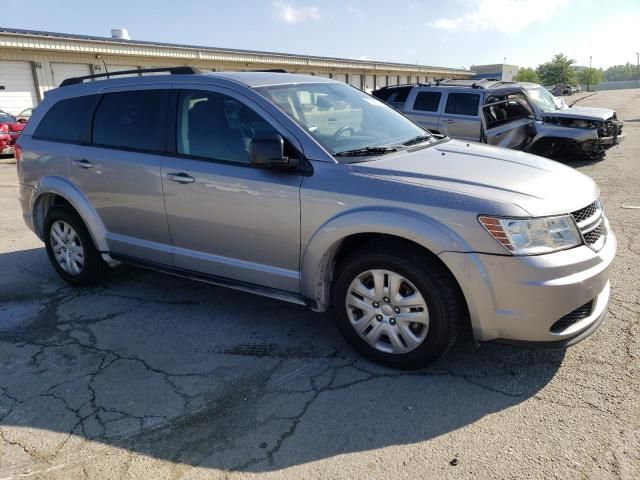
(177, 90, 279, 164)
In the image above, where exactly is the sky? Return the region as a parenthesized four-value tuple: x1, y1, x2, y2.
(4, 0, 640, 70)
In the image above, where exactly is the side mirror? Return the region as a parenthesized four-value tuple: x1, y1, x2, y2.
(249, 135, 299, 169)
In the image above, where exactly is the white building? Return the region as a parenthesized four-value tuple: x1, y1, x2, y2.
(0, 27, 474, 115)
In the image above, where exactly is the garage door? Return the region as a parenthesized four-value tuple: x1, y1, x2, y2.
(0, 61, 38, 115)
(376, 75, 388, 88)
(106, 65, 139, 77)
(388, 76, 398, 86)
(51, 63, 91, 87)
(316, 73, 331, 78)
(364, 75, 374, 92)
(348, 74, 362, 89)
(334, 73, 347, 83)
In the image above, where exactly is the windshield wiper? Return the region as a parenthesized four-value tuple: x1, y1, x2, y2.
(402, 134, 433, 146)
(334, 146, 399, 157)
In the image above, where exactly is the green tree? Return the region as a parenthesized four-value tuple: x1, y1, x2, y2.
(514, 67, 540, 83)
(536, 53, 577, 86)
(604, 63, 636, 82)
(577, 68, 603, 91)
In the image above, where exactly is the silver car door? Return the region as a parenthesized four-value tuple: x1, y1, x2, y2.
(161, 87, 303, 293)
(480, 99, 535, 150)
(69, 88, 173, 265)
(438, 92, 482, 141)
(404, 89, 443, 133)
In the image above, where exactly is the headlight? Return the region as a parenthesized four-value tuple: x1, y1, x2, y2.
(479, 215, 581, 255)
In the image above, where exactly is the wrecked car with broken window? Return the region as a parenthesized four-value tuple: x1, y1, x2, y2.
(372, 79, 625, 159)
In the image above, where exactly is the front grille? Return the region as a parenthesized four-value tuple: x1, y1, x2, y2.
(550, 301, 593, 333)
(571, 201, 598, 224)
(584, 227, 603, 245)
(571, 200, 606, 250)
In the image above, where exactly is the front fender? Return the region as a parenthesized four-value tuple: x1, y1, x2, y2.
(300, 207, 472, 311)
(30, 175, 108, 251)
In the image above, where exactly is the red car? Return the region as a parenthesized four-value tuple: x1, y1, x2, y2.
(0, 110, 26, 157)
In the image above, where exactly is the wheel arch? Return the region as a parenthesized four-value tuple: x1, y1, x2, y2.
(30, 176, 108, 251)
(300, 207, 472, 313)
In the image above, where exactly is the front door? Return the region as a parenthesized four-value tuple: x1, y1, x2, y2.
(161, 88, 303, 292)
(438, 92, 482, 141)
(481, 99, 535, 150)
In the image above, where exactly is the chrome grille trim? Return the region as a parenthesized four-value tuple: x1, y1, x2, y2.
(571, 199, 606, 251)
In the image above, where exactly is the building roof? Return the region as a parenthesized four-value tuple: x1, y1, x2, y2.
(0, 27, 473, 75)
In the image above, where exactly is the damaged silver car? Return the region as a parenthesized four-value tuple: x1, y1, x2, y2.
(372, 79, 625, 159)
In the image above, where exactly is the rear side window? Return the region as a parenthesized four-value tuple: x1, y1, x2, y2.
(33, 95, 100, 143)
(373, 86, 412, 103)
(92, 90, 168, 152)
(413, 91, 441, 112)
(444, 93, 480, 116)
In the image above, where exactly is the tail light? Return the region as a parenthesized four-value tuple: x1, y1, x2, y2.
(0, 124, 8, 134)
(14, 142, 22, 164)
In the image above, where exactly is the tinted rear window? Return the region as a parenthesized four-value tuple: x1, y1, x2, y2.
(372, 86, 412, 103)
(92, 90, 168, 152)
(33, 95, 100, 143)
(413, 91, 441, 112)
(444, 93, 480, 116)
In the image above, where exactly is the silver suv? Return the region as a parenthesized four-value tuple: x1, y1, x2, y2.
(372, 79, 625, 158)
(16, 68, 616, 369)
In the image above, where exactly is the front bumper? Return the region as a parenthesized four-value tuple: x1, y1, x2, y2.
(440, 221, 616, 345)
(597, 132, 625, 147)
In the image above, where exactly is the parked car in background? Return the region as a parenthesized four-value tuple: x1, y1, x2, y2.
(553, 83, 575, 96)
(16, 108, 34, 123)
(17, 69, 615, 369)
(372, 79, 624, 158)
(0, 110, 25, 156)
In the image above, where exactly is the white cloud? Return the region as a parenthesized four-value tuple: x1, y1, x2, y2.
(273, 2, 321, 24)
(427, 0, 570, 33)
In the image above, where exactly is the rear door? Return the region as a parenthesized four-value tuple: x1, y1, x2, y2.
(480, 98, 535, 150)
(438, 92, 481, 141)
(404, 89, 443, 132)
(69, 87, 173, 264)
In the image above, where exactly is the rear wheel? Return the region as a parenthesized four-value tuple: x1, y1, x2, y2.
(44, 205, 106, 286)
(331, 241, 465, 369)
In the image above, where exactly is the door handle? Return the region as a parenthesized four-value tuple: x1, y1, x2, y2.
(72, 159, 94, 169)
(443, 119, 456, 124)
(167, 172, 195, 184)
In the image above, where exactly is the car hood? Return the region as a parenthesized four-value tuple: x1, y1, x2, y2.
(350, 139, 599, 217)
(552, 105, 615, 121)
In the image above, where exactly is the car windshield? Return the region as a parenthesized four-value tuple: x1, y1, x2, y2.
(526, 86, 559, 113)
(256, 82, 431, 159)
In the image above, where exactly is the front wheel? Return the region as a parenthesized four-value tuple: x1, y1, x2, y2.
(331, 242, 465, 369)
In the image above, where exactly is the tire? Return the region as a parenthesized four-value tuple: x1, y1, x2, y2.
(44, 204, 107, 286)
(331, 240, 465, 370)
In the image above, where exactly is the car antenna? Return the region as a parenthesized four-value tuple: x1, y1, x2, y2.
(569, 92, 597, 107)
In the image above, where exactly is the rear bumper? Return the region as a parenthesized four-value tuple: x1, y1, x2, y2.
(440, 221, 616, 345)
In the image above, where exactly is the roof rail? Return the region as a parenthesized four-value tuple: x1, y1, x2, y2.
(248, 69, 288, 73)
(59, 66, 201, 87)
(375, 83, 430, 90)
